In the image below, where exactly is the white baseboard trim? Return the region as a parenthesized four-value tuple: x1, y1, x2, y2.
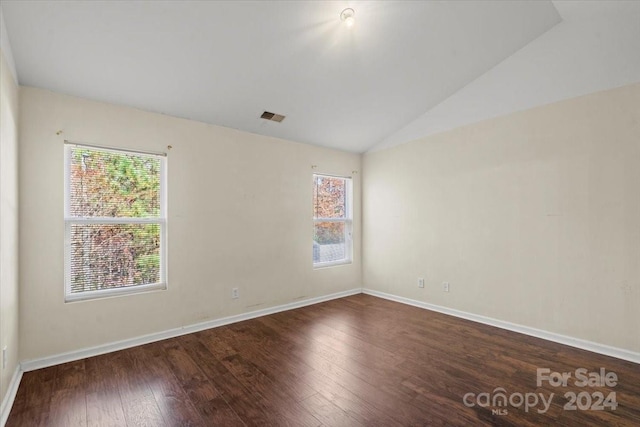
(20, 288, 362, 372)
(1, 367, 23, 427)
(362, 288, 640, 364)
(16, 286, 639, 378)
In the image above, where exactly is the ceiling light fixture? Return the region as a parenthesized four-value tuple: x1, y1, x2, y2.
(340, 8, 355, 28)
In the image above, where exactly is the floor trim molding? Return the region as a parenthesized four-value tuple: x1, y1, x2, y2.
(362, 288, 640, 364)
(0, 367, 23, 427)
(10, 286, 638, 424)
(20, 288, 362, 372)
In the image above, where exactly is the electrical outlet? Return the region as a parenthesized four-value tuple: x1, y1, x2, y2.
(232, 288, 239, 299)
(443, 282, 450, 292)
(418, 278, 425, 288)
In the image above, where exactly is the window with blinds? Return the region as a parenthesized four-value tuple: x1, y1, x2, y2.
(313, 174, 352, 267)
(64, 143, 167, 301)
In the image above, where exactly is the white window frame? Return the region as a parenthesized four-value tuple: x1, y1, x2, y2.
(313, 174, 353, 268)
(64, 142, 168, 302)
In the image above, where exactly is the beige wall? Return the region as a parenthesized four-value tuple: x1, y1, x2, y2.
(363, 83, 640, 353)
(0, 49, 20, 402)
(14, 79, 640, 362)
(19, 87, 361, 361)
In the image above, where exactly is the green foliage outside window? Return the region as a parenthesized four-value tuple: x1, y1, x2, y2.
(313, 176, 347, 245)
(68, 147, 162, 293)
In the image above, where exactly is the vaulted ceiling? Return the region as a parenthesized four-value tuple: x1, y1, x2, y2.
(2, 1, 638, 153)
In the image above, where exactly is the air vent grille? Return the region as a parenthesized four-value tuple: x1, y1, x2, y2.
(260, 111, 286, 122)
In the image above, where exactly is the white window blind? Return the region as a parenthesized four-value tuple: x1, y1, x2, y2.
(313, 174, 352, 267)
(64, 143, 167, 301)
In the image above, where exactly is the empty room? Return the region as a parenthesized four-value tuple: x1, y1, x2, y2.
(0, 1, 639, 426)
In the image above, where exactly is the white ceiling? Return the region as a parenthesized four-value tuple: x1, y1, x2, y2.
(1, 1, 562, 152)
(3, 2, 637, 153)
(373, 0, 640, 151)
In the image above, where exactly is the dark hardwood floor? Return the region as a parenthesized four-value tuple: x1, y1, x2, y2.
(7, 294, 640, 426)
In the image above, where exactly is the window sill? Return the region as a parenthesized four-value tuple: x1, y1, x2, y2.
(65, 282, 167, 303)
(313, 260, 353, 270)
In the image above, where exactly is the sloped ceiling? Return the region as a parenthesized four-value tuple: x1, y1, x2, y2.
(373, 0, 640, 151)
(2, 1, 562, 152)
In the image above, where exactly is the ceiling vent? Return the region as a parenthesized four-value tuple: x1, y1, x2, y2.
(260, 111, 286, 122)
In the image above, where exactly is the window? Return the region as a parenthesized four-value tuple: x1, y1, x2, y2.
(313, 174, 352, 267)
(64, 143, 167, 301)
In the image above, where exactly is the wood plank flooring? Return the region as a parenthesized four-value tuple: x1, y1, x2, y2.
(7, 294, 640, 426)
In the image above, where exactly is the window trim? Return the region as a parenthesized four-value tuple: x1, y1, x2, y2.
(312, 173, 353, 268)
(63, 142, 168, 302)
